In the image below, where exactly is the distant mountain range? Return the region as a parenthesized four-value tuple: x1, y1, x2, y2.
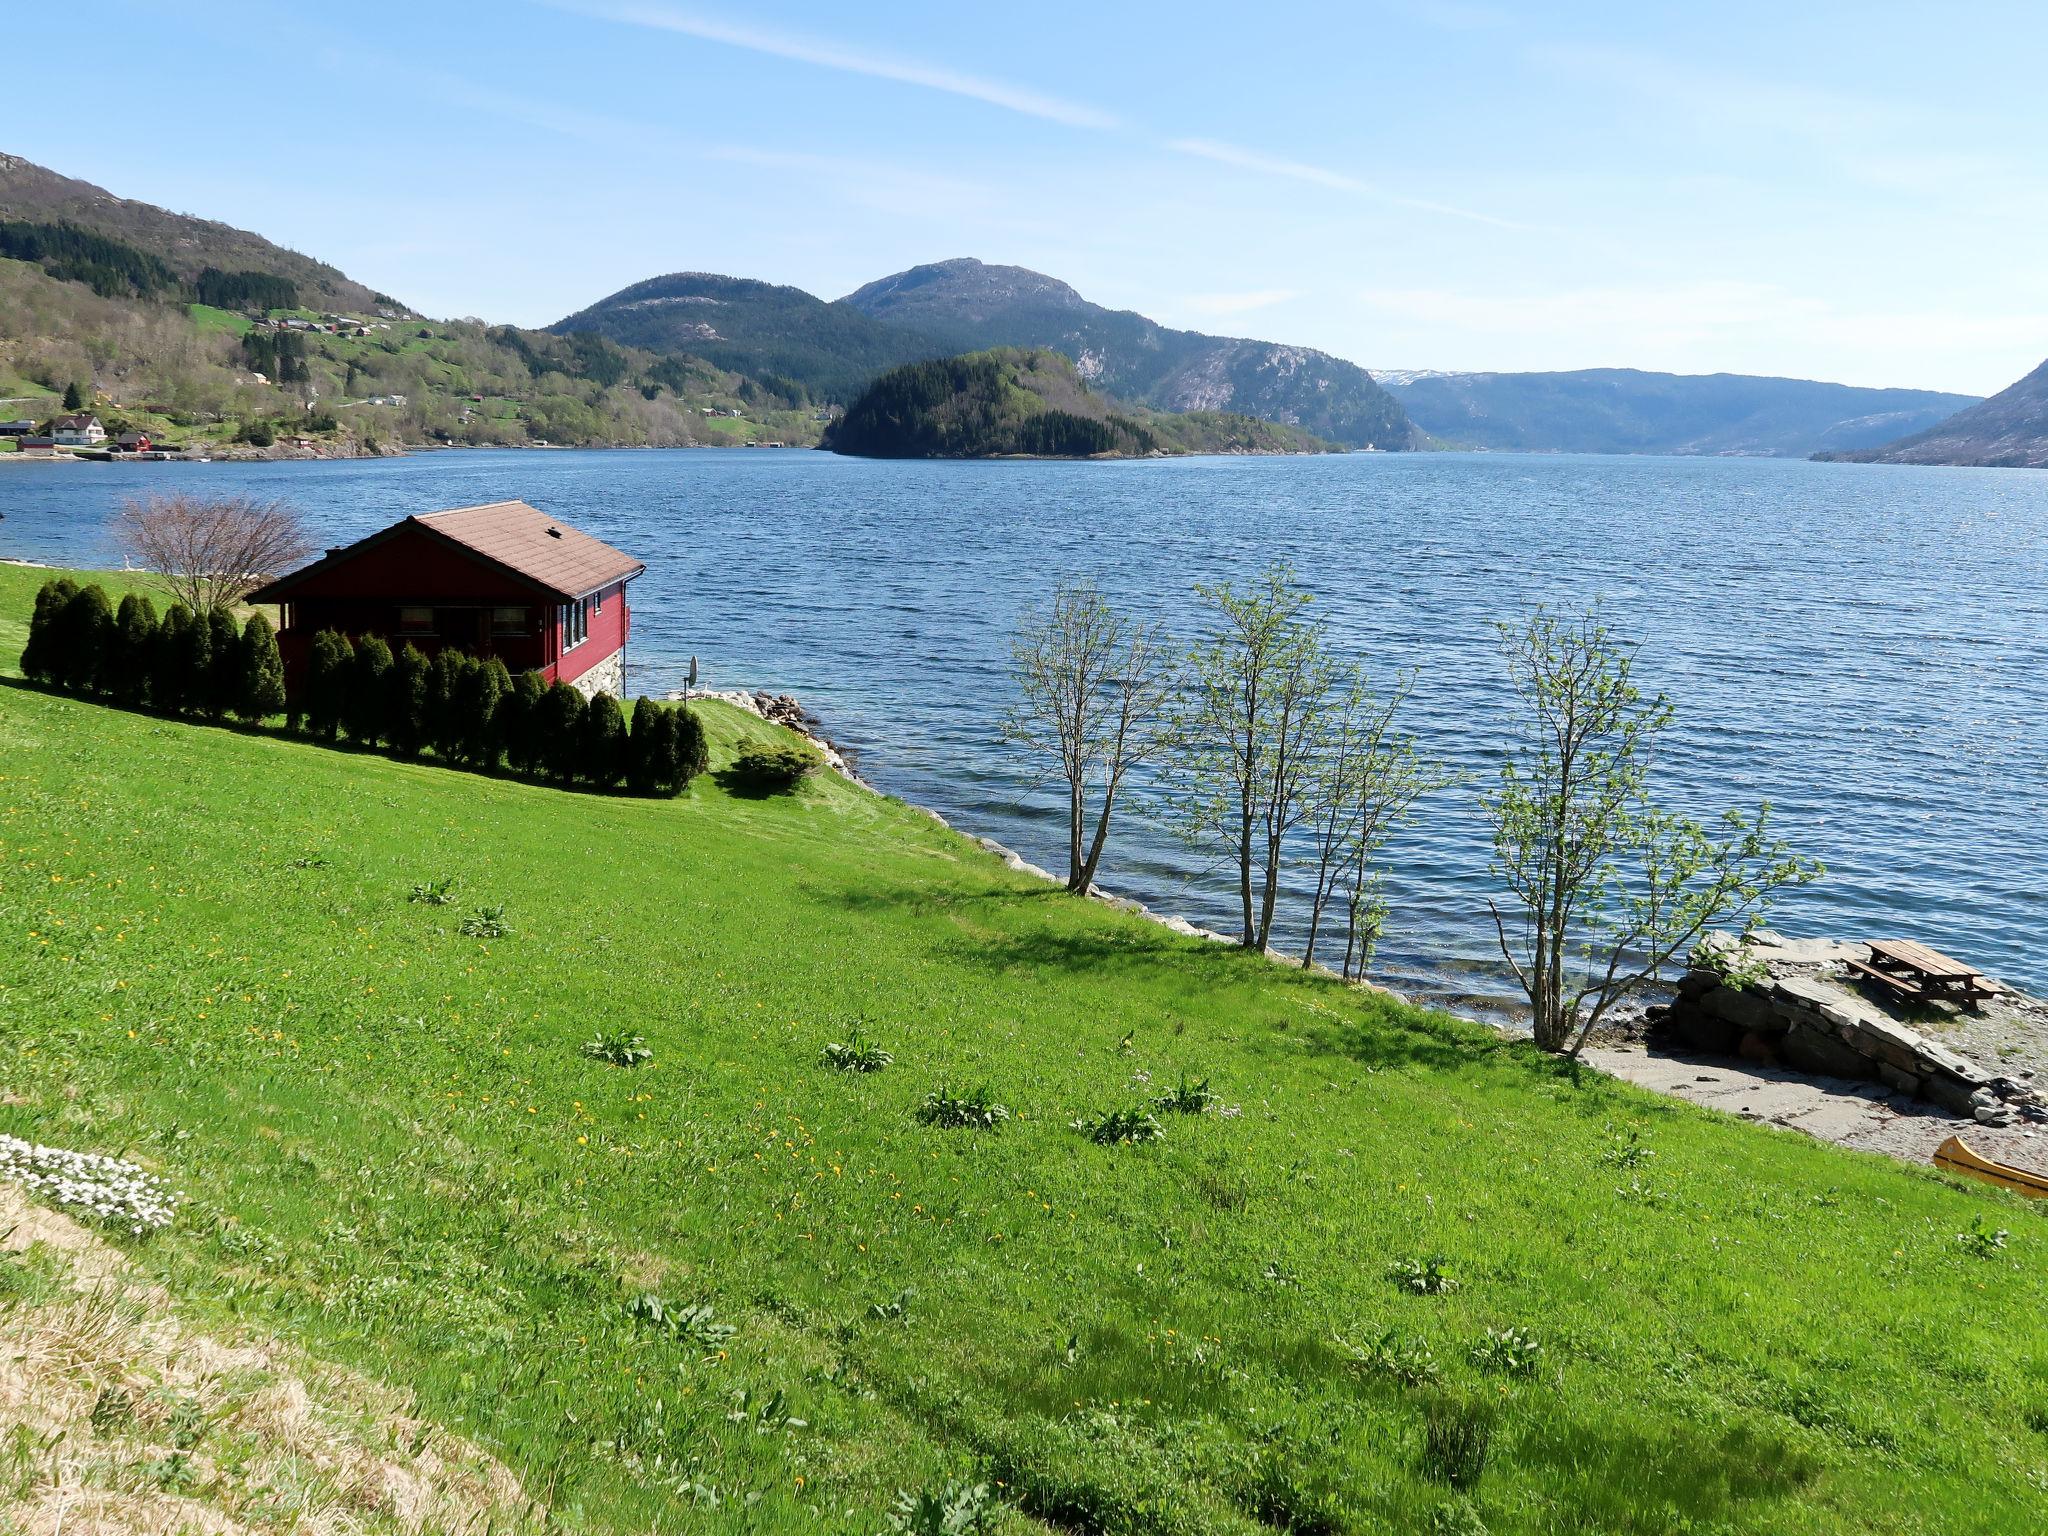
(8, 149, 2035, 471)
(1816, 356, 2048, 468)
(553, 258, 1415, 450)
(1376, 367, 1979, 458)
(826, 347, 1340, 460)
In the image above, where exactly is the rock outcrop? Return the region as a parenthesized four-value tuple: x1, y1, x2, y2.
(1659, 933, 2044, 1127)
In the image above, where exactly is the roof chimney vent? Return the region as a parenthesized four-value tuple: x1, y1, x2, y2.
(546, 526, 563, 538)
(326, 547, 343, 557)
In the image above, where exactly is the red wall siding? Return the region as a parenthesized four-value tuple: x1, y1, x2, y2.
(271, 526, 632, 697)
(553, 582, 630, 686)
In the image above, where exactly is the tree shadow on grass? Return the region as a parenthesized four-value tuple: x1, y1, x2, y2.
(819, 876, 1505, 1076)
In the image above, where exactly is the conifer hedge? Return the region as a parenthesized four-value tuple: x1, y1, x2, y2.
(18, 581, 703, 797)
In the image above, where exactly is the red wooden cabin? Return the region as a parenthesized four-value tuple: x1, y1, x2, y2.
(248, 500, 645, 700)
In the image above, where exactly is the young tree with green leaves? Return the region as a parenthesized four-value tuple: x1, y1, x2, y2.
(1485, 610, 1821, 1057)
(234, 611, 286, 724)
(347, 634, 393, 747)
(1003, 578, 1178, 894)
(1175, 564, 1336, 950)
(304, 629, 353, 740)
(1298, 670, 1457, 977)
(62, 381, 85, 411)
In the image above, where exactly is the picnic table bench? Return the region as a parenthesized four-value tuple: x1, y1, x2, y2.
(1848, 939, 2005, 1012)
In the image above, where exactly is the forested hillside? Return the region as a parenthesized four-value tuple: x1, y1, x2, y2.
(826, 347, 1339, 458)
(551, 272, 943, 404)
(1818, 355, 2048, 467)
(0, 151, 390, 315)
(843, 258, 1415, 450)
(0, 153, 818, 455)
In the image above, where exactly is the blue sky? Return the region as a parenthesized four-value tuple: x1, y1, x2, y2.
(13, 1, 2046, 394)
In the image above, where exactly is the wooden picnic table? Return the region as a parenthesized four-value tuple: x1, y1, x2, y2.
(1847, 939, 2005, 1011)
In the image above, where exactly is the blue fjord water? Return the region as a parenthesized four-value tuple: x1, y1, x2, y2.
(4, 447, 2045, 1006)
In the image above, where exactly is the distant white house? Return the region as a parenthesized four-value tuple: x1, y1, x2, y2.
(364, 393, 407, 407)
(50, 414, 106, 446)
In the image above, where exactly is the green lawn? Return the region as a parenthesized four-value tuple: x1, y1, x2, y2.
(187, 302, 254, 336)
(1, 565, 2043, 1534)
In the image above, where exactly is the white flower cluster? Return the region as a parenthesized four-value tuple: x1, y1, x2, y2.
(0, 1134, 180, 1236)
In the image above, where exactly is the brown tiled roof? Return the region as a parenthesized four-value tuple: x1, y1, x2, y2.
(248, 500, 644, 602)
(414, 501, 644, 599)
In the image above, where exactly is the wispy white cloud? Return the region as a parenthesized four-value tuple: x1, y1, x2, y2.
(1166, 137, 1535, 231)
(542, 0, 1120, 130)
(1180, 287, 1300, 317)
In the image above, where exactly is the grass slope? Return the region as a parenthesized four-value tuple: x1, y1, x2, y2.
(1, 568, 2043, 1533)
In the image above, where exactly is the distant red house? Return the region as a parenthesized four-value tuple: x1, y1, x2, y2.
(248, 500, 645, 699)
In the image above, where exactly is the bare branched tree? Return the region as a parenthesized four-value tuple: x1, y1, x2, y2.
(1003, 580, 1178, 894)
(1485, 609, 1821, 1056)
(113, 494, 312, 615)
(1175, 564, 1335, 950)
(1299, 669, 1458, 978)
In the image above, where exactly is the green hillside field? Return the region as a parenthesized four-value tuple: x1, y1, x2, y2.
(0, 564, 2042, 1533)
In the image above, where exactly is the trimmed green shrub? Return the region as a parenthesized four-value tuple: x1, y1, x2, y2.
(385, 644, 431, 756)
(581, 692, 628, 788)
(729, 739, 820, 793)
(502, 670, 546, 776)
(626, 696, 665, 793)
(202, 608, 242, 719)
(453, 655, 505, 768)
(675, 705, 709, 785)
(304, 629, 353, 741)
(539, 680, 586, 782)
(347, 634, 393, 747)
(169, 600, 214, 714)
(108, 592, 157, 705)
(150, 604, 194, 714)
(20, 578, 78, 683)
(235, 611, 285, 724)
(427, 649, 465, 760)
(56, 585, 114, 693)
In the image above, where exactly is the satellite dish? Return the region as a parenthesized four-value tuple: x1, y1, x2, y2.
(688, 656, 699, 686)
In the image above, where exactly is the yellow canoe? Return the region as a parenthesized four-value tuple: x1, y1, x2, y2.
(1933, 1135, 2048, 1199)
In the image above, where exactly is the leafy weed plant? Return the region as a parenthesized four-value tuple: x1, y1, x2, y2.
(1072, 1106, 1165, 1145)
(581, 1030, 653, 1067)
(822, 1024, 893, 1073)
(915, 1086, 1009, 1131)
(1390, 1254, 1460, 1295)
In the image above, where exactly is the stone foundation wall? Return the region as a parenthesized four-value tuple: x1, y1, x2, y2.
(567, 649, 624, 701)
(1663, 936, 2036, 1126)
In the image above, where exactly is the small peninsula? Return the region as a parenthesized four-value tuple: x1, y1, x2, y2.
(823, 346, 1340, 459)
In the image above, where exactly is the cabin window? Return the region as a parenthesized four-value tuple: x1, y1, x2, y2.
(560, 597, 591, 650)
(492, 605, 527, 636)
(399, 605, 434, 635)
